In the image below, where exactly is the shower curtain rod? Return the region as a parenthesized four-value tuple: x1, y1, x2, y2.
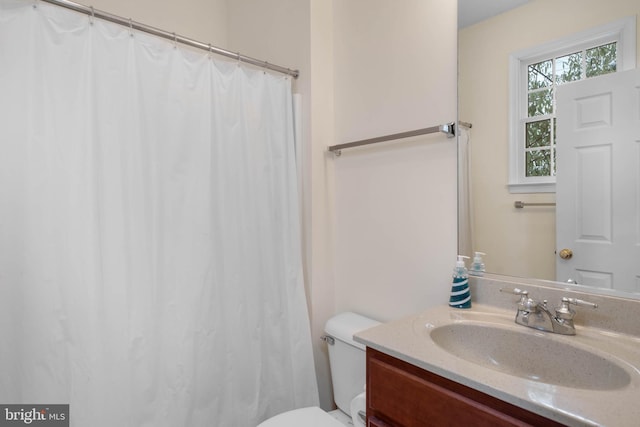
(40, 0, 300, 78)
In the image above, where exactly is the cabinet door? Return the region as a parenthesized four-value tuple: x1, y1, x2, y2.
(366, 348, 563, 427)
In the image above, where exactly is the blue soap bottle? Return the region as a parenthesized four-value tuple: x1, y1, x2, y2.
(449, 255, 471, 309)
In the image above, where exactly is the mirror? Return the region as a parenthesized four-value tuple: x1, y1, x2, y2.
(458, 0, 639, 298)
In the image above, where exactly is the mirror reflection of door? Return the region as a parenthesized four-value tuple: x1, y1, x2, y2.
(556, 68, 640, 292)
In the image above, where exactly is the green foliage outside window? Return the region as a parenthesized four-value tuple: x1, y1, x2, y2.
(524, 42, 616, 178)
(586, 43, 617, 77)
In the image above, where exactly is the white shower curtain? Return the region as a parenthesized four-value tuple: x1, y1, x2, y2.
(0, 2, 318, 426)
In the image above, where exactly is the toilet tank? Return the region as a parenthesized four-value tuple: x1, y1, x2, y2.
(324, 312, 380, 414)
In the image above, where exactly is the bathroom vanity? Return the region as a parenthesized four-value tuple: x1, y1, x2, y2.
(355, 276, 640, 426)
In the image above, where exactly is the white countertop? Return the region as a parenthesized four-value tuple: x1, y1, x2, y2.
(354, 303, 640, 427)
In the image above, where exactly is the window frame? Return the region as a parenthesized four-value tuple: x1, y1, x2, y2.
(508, 17, 636, 194)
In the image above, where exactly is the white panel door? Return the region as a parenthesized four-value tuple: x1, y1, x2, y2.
(556, 68, 640, 293)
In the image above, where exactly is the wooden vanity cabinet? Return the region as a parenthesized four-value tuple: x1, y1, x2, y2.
(366, 348, 564, 427)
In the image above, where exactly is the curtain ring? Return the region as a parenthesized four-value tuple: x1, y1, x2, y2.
(173, 32, 177, 49)
(208, 43, 212, 59)
(89, 6, 95, 25)
(236, 52, 242, 68)
(128, 18, 133, 36)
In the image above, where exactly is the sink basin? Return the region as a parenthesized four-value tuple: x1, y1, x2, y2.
(430, 322, 631, 390)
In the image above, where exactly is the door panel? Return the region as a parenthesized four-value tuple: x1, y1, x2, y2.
(556, 68, 640, 293)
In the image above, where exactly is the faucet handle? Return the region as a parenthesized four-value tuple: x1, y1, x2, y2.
(500, 288, 538, 312)
(556, 297, 598, 320)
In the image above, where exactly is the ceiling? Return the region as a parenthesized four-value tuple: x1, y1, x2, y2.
(458, 0, 531, 29)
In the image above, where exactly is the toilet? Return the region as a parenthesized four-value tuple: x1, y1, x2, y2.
(258, 312, 380, 427)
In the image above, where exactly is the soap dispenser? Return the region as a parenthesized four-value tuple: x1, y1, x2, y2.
(449, 255, 471, 309)
(469, 251, 486, 276)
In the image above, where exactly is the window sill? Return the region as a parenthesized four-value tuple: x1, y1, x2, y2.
(508, 182, 556, 194)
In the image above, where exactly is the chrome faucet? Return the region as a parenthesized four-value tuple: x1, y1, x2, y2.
(500, 288, 597, 335)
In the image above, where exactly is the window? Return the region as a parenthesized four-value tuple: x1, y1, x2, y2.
(508, 18, 636, 193)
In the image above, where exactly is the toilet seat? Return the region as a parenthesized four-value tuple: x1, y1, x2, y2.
(257, 407, 345, 427)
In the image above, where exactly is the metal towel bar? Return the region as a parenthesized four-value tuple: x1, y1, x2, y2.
(514, 201, 556, 209)
(328, 121, 472, 156)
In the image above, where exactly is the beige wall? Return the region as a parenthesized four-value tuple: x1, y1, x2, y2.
(459, 0, 640, 280)
(332, 0, 458, 322)
(307, 0, 337, 410)
(89, 0, 228, 45)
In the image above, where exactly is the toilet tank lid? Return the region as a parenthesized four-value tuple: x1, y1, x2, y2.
(324, 312, 380, 348)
